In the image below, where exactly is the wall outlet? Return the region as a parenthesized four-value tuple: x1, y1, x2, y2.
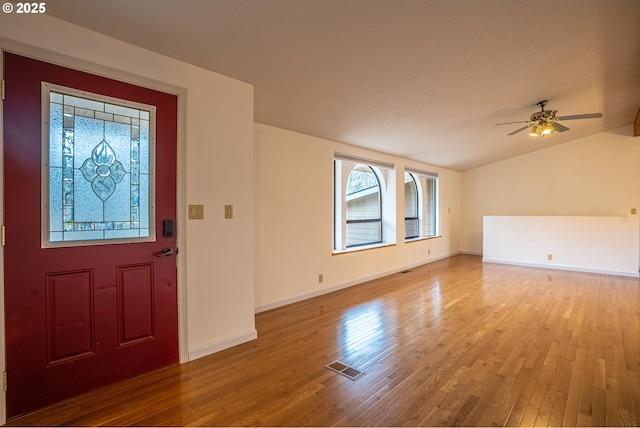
(428, 249, 431, 255)
(547, 254, 553, 261)
(224, 204, 233, 219)
(318, 274, 323, 283)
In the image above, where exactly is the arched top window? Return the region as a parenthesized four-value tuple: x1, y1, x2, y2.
(404, 172, 419, 239)
(334, 154, 395, 252)
(404, 168, 439, 240)
(345, 165, 381, 247)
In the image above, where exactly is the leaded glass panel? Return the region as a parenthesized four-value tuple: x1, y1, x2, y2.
(43, 84, 155, 246)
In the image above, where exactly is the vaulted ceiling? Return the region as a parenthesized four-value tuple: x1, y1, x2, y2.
(46, 0, 640, 170)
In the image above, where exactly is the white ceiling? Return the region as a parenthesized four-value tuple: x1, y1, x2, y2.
(46, 0, 640, 171)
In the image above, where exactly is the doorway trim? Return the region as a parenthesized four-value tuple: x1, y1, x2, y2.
(0, 37, 188, 424)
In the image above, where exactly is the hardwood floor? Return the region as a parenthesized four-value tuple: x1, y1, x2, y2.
(8, 255, 640, 426)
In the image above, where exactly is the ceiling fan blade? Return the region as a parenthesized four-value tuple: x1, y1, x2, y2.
(507, 125, 531, 136)
(495, 120, 529, 126)
(552, 122, 570, 132)
(556, 113, 603, 121)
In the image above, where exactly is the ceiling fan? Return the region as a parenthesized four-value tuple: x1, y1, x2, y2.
(495, 100, 603, 137)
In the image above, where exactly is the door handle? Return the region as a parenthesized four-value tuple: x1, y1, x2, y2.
(155, 247, 174, 257)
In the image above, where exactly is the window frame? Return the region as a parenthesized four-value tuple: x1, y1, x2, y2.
(41, 82, 157, 248)
(404, 167, 439, 240)
(333, 153, 395, 252)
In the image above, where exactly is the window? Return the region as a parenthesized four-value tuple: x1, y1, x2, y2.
(346, 165, 381, 247)
(43, 83, 155, 247)
(334, 154, 395, 251)
(422, 175, 437, 237)
(405, 168, 438, 239)
(404, 173, 419, 239)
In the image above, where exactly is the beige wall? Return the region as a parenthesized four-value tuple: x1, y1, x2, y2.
(254, 124, 462, 311)
(461, 125, 640, 254)
(483, 215, 639, 276)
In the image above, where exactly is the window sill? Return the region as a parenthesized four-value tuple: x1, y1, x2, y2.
(332, 242, 396, 255)
(405, 235, 441, 243)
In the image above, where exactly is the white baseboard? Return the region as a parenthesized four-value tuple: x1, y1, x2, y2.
(483, 258, 640, 278)
(187, 329, 258, 362)
(255, 252, 461, 313)
(460, 250, 482, 256)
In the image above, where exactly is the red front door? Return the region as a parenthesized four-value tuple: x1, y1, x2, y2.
(3, 53, 179, 418)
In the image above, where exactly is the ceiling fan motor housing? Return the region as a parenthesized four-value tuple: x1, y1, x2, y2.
(530, 110, 558, 123)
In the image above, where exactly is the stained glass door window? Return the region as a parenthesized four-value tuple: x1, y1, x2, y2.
(43, 83, 155, 246)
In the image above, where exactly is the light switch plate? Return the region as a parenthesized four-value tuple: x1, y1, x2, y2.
(225, 205, 233, 219)
(188, 204, 204, 220)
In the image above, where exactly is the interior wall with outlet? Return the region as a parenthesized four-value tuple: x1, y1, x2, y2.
(483, 215, 639, 276)
(461, 125, 640, 255)
(254, 124, 462, 311)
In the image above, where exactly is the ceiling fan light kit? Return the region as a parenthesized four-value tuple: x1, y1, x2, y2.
(496, 100, 603, 137)
(529, 121, 555, 137)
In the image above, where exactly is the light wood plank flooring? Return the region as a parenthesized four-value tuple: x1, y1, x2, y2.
(8, 255, 640, 426)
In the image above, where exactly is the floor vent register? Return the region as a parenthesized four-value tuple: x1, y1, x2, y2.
(325, 361, 365, 381)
